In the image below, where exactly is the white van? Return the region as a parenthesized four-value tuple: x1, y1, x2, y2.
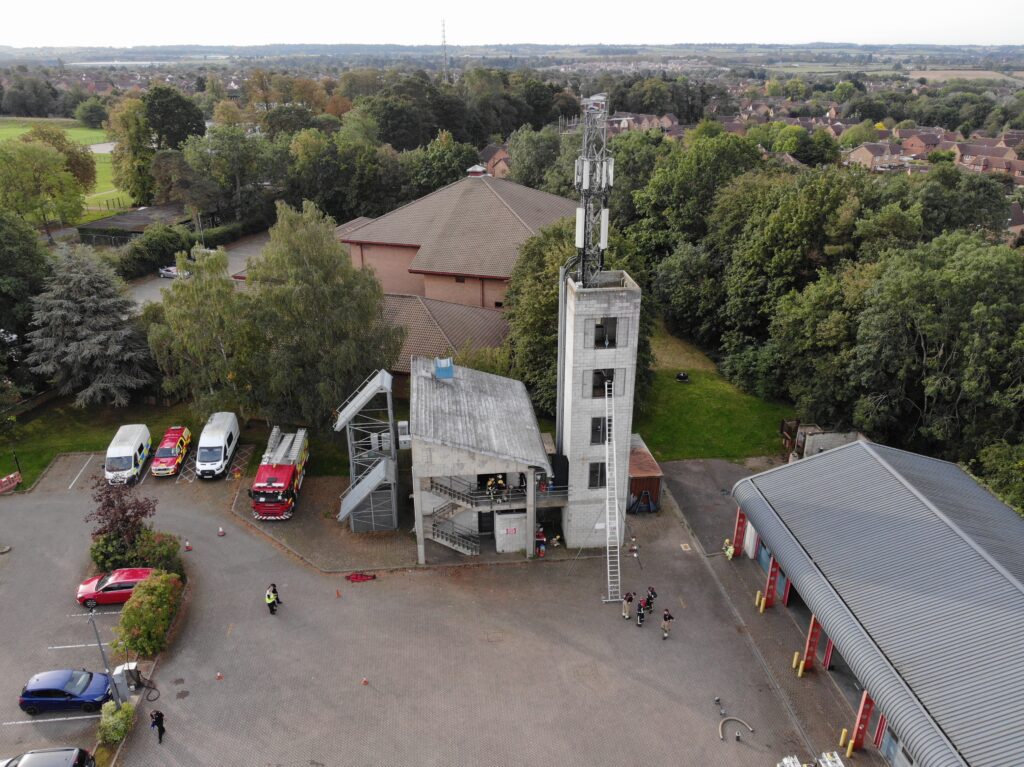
(105, 424, 152, 484)
(195, 412, 241, 479)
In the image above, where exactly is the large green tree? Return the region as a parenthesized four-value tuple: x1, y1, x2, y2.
(108, 98, 156, 205)
(0, 141, 84, 239)
(25, 247, 152, 407)
(507, 125, 561, 189)
(0, 210, 51, 338)
(400, 130, 479, 200)
(143, 85, 206, 150)
(74, 97, 107, 129)
(607, 129, 671, 228)
(20, 124, 96, 191)
(241, 201, 403, 429)
(148, 246, 254, 419)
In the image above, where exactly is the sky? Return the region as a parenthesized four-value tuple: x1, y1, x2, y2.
(4, 0, 1024, 49)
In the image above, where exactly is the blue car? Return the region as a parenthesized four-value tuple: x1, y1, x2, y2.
(18, 670, 111, 715)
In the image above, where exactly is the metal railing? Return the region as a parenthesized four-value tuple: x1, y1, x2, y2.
(430, 516, 480, 555)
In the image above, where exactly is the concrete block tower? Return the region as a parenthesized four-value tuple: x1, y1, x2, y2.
(559, 271, 641, 548)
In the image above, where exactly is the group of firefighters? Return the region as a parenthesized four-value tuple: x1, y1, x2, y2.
(622, 587, 675, 639)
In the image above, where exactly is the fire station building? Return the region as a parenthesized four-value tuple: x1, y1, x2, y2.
(731, 441, 1024, 767)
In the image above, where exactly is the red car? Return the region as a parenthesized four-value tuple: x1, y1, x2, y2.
(76, 568, 154, 608)
(150, 426, 191, 477)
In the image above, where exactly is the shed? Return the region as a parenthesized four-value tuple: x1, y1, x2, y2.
(628, 433, 662, 512)
(77, 204, 191, 246)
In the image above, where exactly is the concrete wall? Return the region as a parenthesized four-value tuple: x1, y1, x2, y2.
(349, 242, 424, 296)
(494, 510, 527, 553)
(422, 275, 509, 309)
(559, 272, 642, 548)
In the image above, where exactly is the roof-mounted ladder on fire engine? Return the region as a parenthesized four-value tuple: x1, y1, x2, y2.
(333, 369, 398, 531)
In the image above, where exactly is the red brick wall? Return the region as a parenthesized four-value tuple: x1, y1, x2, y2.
(423, 275, 510, 308)
(352, 243, 424, 295)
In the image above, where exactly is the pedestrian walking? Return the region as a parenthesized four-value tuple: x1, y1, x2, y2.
(636, 598, 647, 626)
(270, 583, 282, 607)
(265, 586, 277, 615)
(150, 710, 166, 744)
(661, 609, 675, 640)
(645, 586, 658, 614)
(621, 591, 634, 620)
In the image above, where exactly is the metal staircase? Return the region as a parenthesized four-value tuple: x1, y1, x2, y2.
(427, 516, 480, 556)
(604, 379, 622, 603)
(333, 370, 398, 531)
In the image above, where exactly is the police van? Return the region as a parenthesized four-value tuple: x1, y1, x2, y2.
(104, 424, 152, 484)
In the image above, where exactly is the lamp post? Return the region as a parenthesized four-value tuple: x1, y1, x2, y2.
(88, 609, 122, 710)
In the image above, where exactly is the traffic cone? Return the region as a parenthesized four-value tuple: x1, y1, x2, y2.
(216, 671, 223, 681)
(361, 677, 369, 686)
(217, 526, 225, 537)
(184, 540, 192, 552)
(336, 589, 342, 599)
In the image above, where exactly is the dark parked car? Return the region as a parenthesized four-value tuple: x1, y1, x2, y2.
(18, 669, 111, 714)
(0, 748, 95, 767)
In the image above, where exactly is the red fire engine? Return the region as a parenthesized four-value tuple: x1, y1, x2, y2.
(248, 427, 309, 520)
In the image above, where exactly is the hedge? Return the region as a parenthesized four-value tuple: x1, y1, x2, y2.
(113, 571, 184, 657)
(90, 527, 184, 578)
(98, 700, 135, 745)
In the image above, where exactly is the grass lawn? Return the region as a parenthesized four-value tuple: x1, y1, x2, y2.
(0, 398, 353, 489)
(632, 323, 794, 461)
(0, 116, 107, 146)
(84, 154, 129, 210)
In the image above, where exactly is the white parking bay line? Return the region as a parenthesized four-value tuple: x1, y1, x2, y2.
(67, 611, 120, 618)
(3, 714, 101, 726)
(138, 464, 152, 485)
(48, 642, 109, 650)
(68, 455, 94, 490)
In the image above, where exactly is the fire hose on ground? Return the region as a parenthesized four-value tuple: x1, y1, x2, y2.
(719, 716, 755, 741)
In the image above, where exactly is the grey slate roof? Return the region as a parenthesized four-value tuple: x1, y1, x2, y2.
(733, 441, 1024, 767)
(383, 295, 509, 374)
(409, 356, 551, 473)
(338, 176, 576, 279)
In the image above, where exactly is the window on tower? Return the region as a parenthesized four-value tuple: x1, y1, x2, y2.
(590, 416, 608, 445)
(592, 369, 614, 397)
(588, 462, 607, 489)
(594, 317, 617, 348)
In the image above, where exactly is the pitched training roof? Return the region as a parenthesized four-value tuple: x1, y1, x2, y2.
(733, 441, 1024, 767)
(382, 295, 509, 374)
(335, 216, 375, 238)
(339, 175, 577, 279)
(410, 355, 551, 472)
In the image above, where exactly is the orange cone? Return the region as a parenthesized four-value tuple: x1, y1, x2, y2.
(361, 678, 369, 686)
(184, 540, 192, 551)
(336, 589, 342, 599)
(217, 526, 225, 537)
(216, 672, 223, 681)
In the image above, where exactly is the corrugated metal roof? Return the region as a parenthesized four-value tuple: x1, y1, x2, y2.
(410, 356, 551, 473)
(339, 176, 576, 279)
(383, 295, 509, 375)
(733, 441, 1024, 767)
(629, 433, 662, 479)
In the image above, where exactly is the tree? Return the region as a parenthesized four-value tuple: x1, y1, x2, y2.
(400, 130, 479, 199)
(765, 79, 784, 97)
(633, 133, 762, 252)
(608, 129, 671, 228)
(912, 163, 1008, 239)
(148, 246, 254, 418)
(213, 100, 245, 126)
(364, 94, 431, 151)
(242, 201, 403, 429)
(74, 97, 108, 128)
(0, 77, 57, 116)
(86, 478, 157, 549)
(143, 84, 206, 150)
(838, 120, 879, 148)
(507, 125, 561, 189)
(971, 441, 1024, 515)
(183, 126, 283, 220)
(263, 104, 315, 138)
(656, 241, 727, 348)
(785, 79, 809, 100)
(852, 233, 1024, 457)
(0, 210, 50, 337)
(26, 247, 152, 407)
(0, 141, 84, 238)
(108, 99, 156, 205)
(20, 124, 96, 190)
(833, 82, 857, 102)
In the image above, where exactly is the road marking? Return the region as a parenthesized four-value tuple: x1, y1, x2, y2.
(678, 597, 687, 609)
(68, 455, 94, 490)
(680, 543, 692, 552)
(2, 714, 101, 726)
(138, 464, 152, 485)
(67, 611, 120, 618)
(226, 623, 234, 638)
(48, 641, 109, 649)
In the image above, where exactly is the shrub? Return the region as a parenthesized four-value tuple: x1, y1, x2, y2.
(113, 570, 184, 657)
(98, 700, 135, 744)
(90, 528, 184, 577)
(112, 224, 193, 280)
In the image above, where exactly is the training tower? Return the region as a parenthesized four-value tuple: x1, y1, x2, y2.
(556, 93, 642, 602)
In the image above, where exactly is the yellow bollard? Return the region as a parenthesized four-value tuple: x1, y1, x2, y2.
(759, 596, 766, 614)
(846, 739, 856, 759)
(755, 590, 762, 607)
(797, 660, 806, 678)
(839, 728, 849, 747)
(792, 651, 800, 669)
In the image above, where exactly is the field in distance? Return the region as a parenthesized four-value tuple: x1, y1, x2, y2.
(0, 116, 107, 145)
